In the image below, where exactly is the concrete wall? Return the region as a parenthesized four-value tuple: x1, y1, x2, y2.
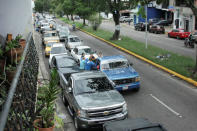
(0, 0, 33, 46)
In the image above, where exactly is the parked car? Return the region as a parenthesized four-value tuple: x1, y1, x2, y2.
(49, 47, 68, 67)
(119, 16, 133, 23)
(168, 29, 190, 39)
(103, 118, 167, 131)
(74, 16, 80, 20)
(71, 46, 98, 63)
(43, 31, 60, 45)
(134, 22, 149, 31)
(40, 22, 51, 33)
(98, 55, 140, 91)
(149, 25, 165, 34)
(59, 31, 69, 42)
(50, 55, 78, 69)
(61, 71, 128, 130)
(154, 20, 169, 26)
(149, 18, 160, 25)
(66, 35, 82, 51)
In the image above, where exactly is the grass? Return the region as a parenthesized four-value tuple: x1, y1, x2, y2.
(60, 17, 197, 81)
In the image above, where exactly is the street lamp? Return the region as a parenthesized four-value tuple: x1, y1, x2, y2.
(145, 5, 148, 49)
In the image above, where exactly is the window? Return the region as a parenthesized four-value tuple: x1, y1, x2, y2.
(74, 77, 113, 95)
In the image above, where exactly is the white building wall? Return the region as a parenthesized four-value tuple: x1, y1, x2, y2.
(0, 0, 33, 42)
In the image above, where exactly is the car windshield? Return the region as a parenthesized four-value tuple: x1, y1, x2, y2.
(44, 33, 57, 37)
(78, 48, 92, 55)
(51, 47, 66, 54)
(101, 60, 129, 70)
(46, 43, 53, 47)
(59, 32, 68, 36)
(69, 37, 80, 42)
(75, 77, 113, 95)
(57, 57, 77, 68)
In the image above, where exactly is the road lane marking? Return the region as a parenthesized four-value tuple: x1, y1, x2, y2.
(150, 94, 182, 118)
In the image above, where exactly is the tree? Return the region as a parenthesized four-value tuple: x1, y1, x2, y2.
(75, 0, 96, 26)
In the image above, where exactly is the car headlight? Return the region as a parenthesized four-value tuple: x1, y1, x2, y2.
(77, 109, 87, 118)
(122, 103, 127, 113)
(135, 76, 140, 82)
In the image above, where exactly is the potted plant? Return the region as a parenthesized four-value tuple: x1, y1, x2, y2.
(5, 64, 17, 83)
(34, 69, 60, 131)
(6, 35, 24, 65)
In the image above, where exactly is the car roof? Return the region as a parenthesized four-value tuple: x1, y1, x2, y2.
(68, 35, 78, 38)
(71, 71, 106, 80)
(76, 46, 90, 49)
(103, 118, 166, 131)
(52, 43, 65, 47)
(101, 55, 127, 63)
(54, 54, 73, 60)
(44, 30, 57, 34)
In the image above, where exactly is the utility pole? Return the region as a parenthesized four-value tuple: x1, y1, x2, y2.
(145, 5, 148, 49)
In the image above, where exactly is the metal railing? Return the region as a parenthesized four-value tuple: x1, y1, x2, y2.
(0, 32, 39, 131)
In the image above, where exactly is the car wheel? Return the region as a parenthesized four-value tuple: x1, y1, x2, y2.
(168, 34, 171, 38)
(62, 92, 68, 106)
(177, 36, 180, 40)
(133, 87, 140, 92)
(74, 115, 81, 131)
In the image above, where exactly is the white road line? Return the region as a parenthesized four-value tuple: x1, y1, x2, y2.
(150, 94, 182, 118)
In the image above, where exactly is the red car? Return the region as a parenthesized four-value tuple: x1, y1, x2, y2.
(168, 29, 190, 39)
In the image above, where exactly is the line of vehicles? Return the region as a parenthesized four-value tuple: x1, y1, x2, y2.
(35, 13, 166, 131)
(133, 18, 197, 48)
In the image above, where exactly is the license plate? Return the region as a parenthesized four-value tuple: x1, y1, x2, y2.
(122, 86, 128, 90)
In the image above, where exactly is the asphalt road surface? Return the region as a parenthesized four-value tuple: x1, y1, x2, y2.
(77, 19, 196, 60)
(57, 19, 197, 131)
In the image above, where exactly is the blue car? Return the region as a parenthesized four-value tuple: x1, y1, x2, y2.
(98, 55, 140, 91)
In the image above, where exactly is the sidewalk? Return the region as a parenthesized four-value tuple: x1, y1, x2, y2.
(34, 30, 75, 131)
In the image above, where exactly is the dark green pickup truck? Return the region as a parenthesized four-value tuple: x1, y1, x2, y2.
(61, 71, 128, 130)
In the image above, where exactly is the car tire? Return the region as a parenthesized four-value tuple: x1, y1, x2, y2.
(133, 87, 140, 92)
(168, 34, 171, 38)
(62, 92, 69, 106)
(177, 36, 180, 40)
(74, 115, 82, 131)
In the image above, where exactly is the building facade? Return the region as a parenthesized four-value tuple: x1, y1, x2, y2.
(0, 0, 33, 46)
(170, 0, 197, 32)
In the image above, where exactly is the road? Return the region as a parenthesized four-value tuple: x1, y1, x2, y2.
(57, 19, 197, 131)
(77, 19, 196, 60)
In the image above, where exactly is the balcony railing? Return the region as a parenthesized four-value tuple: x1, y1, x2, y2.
(0, 32, 39, 131)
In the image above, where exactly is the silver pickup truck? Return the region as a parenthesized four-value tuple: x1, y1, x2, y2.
(61, 71, 128, 130)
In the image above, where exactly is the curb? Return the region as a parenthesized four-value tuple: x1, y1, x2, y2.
(76, 27, 197, 87)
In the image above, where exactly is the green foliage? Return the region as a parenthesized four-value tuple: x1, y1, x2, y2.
(37, 69, 60, 128)
(5, 35, 22, 52)
(0, 48, 4, 58)
(88, 13, 102, 31)
(137, 6, 146, 18)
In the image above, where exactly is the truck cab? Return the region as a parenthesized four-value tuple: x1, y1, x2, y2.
(98, 55, 140, 91)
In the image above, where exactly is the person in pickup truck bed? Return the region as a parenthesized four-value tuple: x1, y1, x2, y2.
(80, 56, 86, 70)
(85, 58, 96, 70)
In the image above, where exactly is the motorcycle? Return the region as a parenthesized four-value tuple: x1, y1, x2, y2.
(72, 24, 76, 31)
(184, 34, 195, 48)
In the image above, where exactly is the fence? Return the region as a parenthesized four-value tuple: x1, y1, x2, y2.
(0, 32, 39, 131)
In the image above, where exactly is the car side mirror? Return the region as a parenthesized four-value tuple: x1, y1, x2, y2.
(68, 87, 72, 93)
